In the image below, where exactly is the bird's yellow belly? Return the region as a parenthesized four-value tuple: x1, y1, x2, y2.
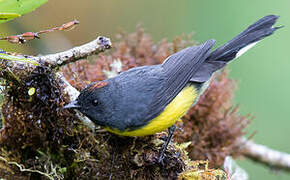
(106, 85, 197, 136)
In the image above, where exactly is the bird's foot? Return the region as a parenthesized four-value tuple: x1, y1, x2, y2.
(158, 124, 177, 164)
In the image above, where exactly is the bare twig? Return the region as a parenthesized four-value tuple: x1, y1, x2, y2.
(0, 20, 79, 44)
(38, 36, 111, 68)
(57, 73, 95, 130)
(239, 137, 290, 171)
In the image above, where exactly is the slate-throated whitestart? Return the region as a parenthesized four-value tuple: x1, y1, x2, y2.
(64, 15, 281, 162)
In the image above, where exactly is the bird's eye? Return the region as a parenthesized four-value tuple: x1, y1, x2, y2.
(92, 99, 98, 106)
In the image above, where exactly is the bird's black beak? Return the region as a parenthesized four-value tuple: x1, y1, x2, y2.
(63, 100, 80, 109)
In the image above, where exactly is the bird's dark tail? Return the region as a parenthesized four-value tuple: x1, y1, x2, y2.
(208, 15, 281, 62)
(191, 15, 281, 82)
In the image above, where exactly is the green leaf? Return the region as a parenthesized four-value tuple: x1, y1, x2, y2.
(0, 0, 47, 24)
(0, 13, 21, 21)
(0, 53, 40, 66)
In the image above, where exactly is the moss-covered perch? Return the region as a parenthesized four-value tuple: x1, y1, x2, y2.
(0, 28, 288, 179)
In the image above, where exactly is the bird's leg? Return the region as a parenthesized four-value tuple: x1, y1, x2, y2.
(109, 151, 115, 180)
(158, 124, 177, 163)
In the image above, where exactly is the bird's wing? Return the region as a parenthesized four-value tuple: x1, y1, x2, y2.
(143, 40, 215, 122)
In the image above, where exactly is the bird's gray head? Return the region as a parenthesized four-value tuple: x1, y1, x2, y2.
(63, 81, 111, 126)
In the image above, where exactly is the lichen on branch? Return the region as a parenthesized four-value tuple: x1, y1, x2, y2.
(38, 36, 111, 68)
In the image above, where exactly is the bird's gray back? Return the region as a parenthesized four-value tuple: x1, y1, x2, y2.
(101, 65, 165, 130)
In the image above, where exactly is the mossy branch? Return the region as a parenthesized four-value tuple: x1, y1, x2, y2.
(0, 36, 110, 131)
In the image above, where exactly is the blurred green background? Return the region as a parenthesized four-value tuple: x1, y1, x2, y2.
(1, 1, 289, 179)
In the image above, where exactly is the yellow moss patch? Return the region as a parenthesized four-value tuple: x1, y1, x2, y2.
(178, 160, 227, 180)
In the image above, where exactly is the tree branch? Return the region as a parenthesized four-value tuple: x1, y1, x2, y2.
(37, 36, 111, 68)
(239, 137, 290, 171)
(0, 36, 111, 80)
(57, 73, 95, 130)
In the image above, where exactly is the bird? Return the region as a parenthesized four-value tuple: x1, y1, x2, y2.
(64, 15, 281, 162)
